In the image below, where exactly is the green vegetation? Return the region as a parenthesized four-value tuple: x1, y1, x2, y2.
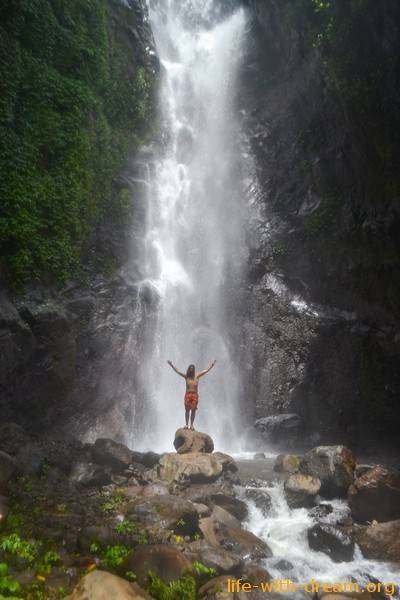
(35, 550, 62, 575)
(0, 534, 38, 564)
(192, 561, 216, 579)
(147, 573, 197, 600)
(102, 544, 130, 569)
(0, 562, 22, 598)
(0, 0, 157, 286)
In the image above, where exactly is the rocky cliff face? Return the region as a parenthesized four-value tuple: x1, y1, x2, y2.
(238, 0, 400, 452)
(0, 0, 157, 437)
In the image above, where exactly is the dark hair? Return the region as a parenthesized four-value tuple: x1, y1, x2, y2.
(186, 364, 195, 378)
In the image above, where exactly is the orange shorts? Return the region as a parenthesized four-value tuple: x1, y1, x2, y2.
(184, 391, 198, 411)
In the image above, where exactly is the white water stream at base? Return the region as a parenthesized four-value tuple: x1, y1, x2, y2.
(235, 459, 400, 595)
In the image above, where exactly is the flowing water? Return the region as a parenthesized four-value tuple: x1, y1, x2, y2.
(135, 0, 249, 452)
(236, 464, 400, 595)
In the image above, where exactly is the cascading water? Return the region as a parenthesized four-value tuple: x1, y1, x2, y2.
(239, 477, 400, 593)
(135, 0, 250, 451)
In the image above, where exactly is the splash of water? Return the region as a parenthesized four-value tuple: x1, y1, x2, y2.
(134, 1, 249, 451)
(239, 480, 400, 592)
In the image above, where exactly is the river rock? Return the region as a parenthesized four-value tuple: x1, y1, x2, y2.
(178, 481, 235, 504)
(211, 505, 241, 529)
(131, 451, 161, 469)
(69, 462, 111, 486)
(174, 428, 214, 454)
(126, 494, 199, 536)
(186, 539, 243, 574)
(92, 438, 134, 472)
(119, 544, 193, 587)
(65, 570, 153, 599)
(348, 465, 400, 522)
(214, 522, 272, 561)
(273, 454, 301, 474)
(210, 494, 248, 521)
(352, 520, 400, 563)
(254, 413, 302, 445)
(308, 524, 354, 562)
(300, 445, 356, 498)
(158, 452, 237, 484)
(0, 451, 17, 490)
(244, 488, 272, 516)
(284, 473, 321, 508)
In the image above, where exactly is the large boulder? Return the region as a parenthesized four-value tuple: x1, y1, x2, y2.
(300, 446, 356, 498)
(212, 522, 272, 562)
(254, 413, 302, 445)
(209, 494, 248, 521)
(174, 428, 214, 454)
(352, 520, 400, 563)
(186, 539, 243, 574)
(348, 465, 400, 523)
(92, 438, 134, 472)
(65, 570, 153, 599)
(126, 494, 199, 537)
(158, 452, 237, 484)
(177, 482, 235, 504)
(119, 544, 193, 587)
(284, 474, 321, 508)
(210, 505, 241, 529)
(0, 451, 17, 490)
(273, 454, 301, 475)
(308, 524, 354, 562)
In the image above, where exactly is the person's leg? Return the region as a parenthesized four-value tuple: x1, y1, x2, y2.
(190, 409, 196, 429)
(185, 408, 190, 428)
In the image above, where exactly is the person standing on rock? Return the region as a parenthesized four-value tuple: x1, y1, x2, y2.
(167, 360, 216, 430)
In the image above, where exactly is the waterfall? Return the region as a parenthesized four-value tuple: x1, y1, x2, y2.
(134, 0, 249, 452)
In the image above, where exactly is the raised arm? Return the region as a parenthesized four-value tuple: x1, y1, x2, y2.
(167, 360, 186, 378)
(197, 360, 216, 379)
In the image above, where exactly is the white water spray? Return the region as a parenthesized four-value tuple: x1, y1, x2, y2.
(135, 1, 249, 451)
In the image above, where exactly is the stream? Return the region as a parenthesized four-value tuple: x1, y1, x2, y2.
(235, 455, 400, 594)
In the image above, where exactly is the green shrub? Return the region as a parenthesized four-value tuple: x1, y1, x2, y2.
(0, 0, 156, 286)
(147, 573, 196, 600)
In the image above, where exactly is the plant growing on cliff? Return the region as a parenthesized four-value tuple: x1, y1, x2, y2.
(0, 562, 22, 598)
(0, 0, 157, 286)
(0, 534, 38, 564)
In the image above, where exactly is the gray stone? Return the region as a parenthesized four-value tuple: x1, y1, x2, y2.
(174, 428, 214, 454)
(300, 446, 356, 498)
(284, 473, 321, 508)
(92, 438, 134, 472)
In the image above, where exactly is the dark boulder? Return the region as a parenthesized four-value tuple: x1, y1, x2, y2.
(308, 524, 354, 562)
(92, 438, 133, 472)
(352, 520, 400, 563)
(348, 465, 400, 523)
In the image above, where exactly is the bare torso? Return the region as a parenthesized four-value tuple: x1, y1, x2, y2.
(186, 377, 199, 393)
